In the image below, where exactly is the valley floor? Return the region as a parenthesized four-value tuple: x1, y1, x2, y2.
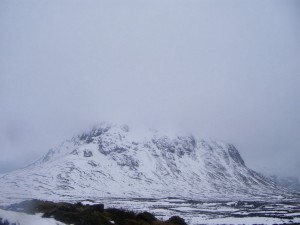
(97, 197, 300, 225)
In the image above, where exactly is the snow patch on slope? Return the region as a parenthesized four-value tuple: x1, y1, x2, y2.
(0, 209, 65, 225)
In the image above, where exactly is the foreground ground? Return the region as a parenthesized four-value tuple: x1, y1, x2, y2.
(1, 198, 300, 225)
(0, 199, 187, 225)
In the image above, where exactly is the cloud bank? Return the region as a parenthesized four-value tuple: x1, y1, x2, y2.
(1, 0, 300, 178)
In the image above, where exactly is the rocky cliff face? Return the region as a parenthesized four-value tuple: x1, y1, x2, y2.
(0, 123, 288, 204)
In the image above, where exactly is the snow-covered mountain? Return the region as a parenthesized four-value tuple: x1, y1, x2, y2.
(0, 123, 290, 204)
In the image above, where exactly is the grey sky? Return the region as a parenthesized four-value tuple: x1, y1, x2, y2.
(1, 0, 300, 179)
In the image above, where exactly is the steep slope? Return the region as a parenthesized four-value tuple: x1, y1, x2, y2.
(0, 123, 287, 204)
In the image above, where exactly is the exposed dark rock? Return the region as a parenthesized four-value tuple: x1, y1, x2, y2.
(79, 125, 111, 143)
(228, 144, 245, 166)
(88, 160, 97, 167)
(84, 150, 93, 157)
(167, 216, 188, 225)
(71, 149, 80, 155)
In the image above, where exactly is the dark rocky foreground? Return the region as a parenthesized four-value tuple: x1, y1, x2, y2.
(3, 199, 187, 225)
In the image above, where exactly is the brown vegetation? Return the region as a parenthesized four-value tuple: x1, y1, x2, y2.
(7, 200, 188, 225)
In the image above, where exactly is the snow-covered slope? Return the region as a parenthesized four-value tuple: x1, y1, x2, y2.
(0, 123, 288, 204)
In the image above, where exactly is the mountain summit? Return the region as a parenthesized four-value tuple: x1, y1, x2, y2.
(0, 123, 287, 203)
